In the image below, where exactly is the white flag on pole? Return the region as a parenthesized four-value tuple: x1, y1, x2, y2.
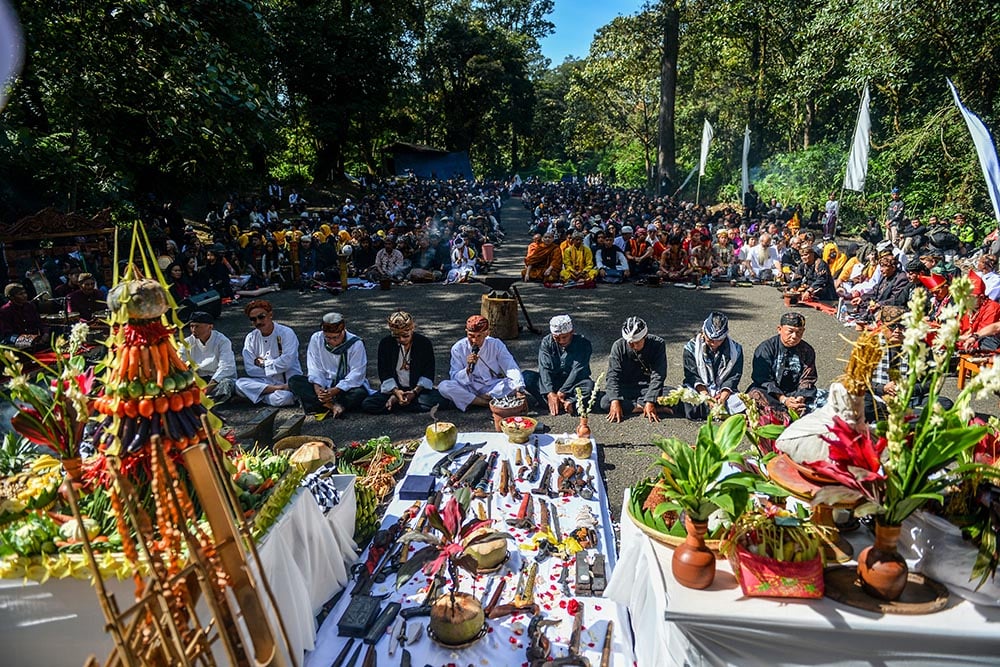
(741, 126, 751, 197)
(948, 78, 1000, 222)
(843, 84, 871, 192)
(0, 0, 24, 112)
(699, 119, 714, 176)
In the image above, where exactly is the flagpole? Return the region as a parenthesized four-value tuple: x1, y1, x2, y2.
(696, 174, 701, 205)
(840, 83, 871, 237)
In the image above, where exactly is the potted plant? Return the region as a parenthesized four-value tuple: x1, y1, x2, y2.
(396, 488, 513, 646)
(722, 504, 827, 598)
(650, 414, 785, 589)
(805, 279, 998, 601)
(574, 371, 605, 438)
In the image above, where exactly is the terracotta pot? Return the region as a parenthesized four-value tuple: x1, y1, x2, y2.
(857, 521, 908, 601)
(576, 416, 592, 439)
(429, 592, 484, 646)
(489, 398, 527, 432)
(783, 292, 800, 307)
(672, 515, 716, 589)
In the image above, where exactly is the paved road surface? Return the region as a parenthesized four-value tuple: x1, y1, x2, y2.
(212, 195, 994, 521)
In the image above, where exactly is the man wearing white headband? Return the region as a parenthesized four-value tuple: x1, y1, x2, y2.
(523, 314, 594, 416)
(681, 311, 745, 419)
(602, 316, 668, 422)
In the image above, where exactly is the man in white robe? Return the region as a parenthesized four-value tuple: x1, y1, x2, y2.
(182, 311, 237, 404)
(289, 312, 372, 417)
(438, 315, 525, 411)
(234, 299, 301, 406)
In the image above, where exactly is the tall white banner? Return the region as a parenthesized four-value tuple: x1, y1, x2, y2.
(843, 84, 871, 192)
(948, 78, 1000, 222)
(699, 119, 714, 176)
(741, 125, 751, 197)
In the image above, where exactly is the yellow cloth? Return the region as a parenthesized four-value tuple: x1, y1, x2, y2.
(273, 230, 286, 245)
(238, 233, 250, 248)
(837, 256, 860, 282)
(339, 230, 351, 242)
(560, 244, 597, 282)
(320, 224, 332, 237)
(823, 243, 846, 275)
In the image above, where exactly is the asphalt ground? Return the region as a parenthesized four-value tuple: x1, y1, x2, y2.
(212, 196, 996, 520)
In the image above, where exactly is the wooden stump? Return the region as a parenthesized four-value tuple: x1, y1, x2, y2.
(481, 294, 518, 340)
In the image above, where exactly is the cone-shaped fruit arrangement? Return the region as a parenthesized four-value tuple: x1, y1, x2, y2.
(91, 279, 210, 456)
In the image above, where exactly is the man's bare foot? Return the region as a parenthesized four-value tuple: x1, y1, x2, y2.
(470, 395, 491, 407)
(632, 405, 644, 414)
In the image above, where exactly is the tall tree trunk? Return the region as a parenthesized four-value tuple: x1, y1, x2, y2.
(803, 99, 814, 149)
(656, 2, 679, 196)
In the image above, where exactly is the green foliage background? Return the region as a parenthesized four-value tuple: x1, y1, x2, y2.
(0, 0, 997, 238)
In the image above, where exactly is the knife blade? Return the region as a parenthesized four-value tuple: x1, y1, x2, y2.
(549, 501, 562, 543)
(330, 638, 355, 667)
(387, 616, 405, 656)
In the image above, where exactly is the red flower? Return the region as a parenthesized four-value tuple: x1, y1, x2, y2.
(808, 416, 887, 491)
(972, 418, 999, 465)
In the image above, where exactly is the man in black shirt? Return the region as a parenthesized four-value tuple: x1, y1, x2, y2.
(747, 312, 820, 415)
(602, 316, 668, 422)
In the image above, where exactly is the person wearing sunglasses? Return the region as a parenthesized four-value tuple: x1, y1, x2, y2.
(234, 299, 302, 406)
(363, 311, 446, 414)
(289, 312, 372, 418)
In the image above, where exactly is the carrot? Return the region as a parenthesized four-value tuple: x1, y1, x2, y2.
(139, 346, 153, 383)
(153, 341, 168, 385)
(128, 346, 141, 382)
(164, 341, 186, 371)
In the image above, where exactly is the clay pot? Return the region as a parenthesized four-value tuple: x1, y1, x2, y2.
(489, 398, 527, 432)
(61, 456, 84, 482)
(672, 515, 716, 589)
(429, 592, 484, 646)
(857, 521, 908, 601)
(783, 292, 800, 308)
(576, 416, 592, 439)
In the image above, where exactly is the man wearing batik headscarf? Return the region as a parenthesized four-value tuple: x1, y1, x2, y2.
(363, 311, 446, 414)
(235, 299, 301, 406)
(438, 315, 525, 411)
(602, 316, 668, 423)
(682, 312, 745, 420)
(523, 314, 594, 416)
(747, 311, 820, 415)
(289, 312, 372, 417)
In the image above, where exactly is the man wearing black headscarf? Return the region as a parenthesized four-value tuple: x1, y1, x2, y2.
(681, 312, 745, 420)
(747, 312, 820, 415)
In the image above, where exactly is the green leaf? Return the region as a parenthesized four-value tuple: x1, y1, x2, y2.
(395, 545, 438, 589)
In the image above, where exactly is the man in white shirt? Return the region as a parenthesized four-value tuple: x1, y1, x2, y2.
(976, 253, 1000, 301)
(438, 315, 525, 411)
(234, 300, 301, 406)
(747, 233, 781, 281)
(289, 312, 372, 418)
(182, 311, 237, 404)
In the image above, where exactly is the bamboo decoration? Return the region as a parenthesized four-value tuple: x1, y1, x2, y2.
(59, 220, 294, 667)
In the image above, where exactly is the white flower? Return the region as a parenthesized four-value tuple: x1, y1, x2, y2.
(67, 322, 90, 353)
(955, 396, 975, 424)
(973, 362, 1000, 399)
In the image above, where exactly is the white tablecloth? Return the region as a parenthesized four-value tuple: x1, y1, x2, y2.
(2, 487, 357, 667)
(305, 432, 635, 667)
(606, 490, 1000, 667)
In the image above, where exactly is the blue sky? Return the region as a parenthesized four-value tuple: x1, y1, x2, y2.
(539, 1, 647, 64)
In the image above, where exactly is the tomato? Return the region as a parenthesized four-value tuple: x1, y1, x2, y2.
(114, 399, 126, 418)
(138, 398, 154, 418)
(191, 389, 202, 405)
(123, 400, 139, 419)
(182, 389, 195, 408)
(154, 396, 169, 414)
(169, 393, 185, 412)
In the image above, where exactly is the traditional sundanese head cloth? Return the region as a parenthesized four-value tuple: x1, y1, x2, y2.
(905, 258, 928, 274)
(779, 312, 805, 328)
(188, 311, 214, 325)
(387, 311, 414, 332)
(969, 270, 986, 296)
(880, 305, 906, 327)
(243, 299, 272, 317)
(322, 312, 346, 332)
(4, 283, 24, 297)
(549, 315, 573, 335)
(702, 312, 729, 340)
(466, 315, 489, 333)
(621, 226, 634, 234)
(918, 274, 947, 292)
(78, 272, 94, 283)
(621, 316, 648, 343)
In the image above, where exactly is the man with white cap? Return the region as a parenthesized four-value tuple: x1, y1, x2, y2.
(602, 316, 668, 423)
(289, 312, 372, 417)
(523, 314, 594, 416)
(681, 312, 745, 420)
(438, 314, 525, 411)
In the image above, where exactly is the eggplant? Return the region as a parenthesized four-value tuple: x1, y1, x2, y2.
(150, 413, 162, 438)
(127, 417, 150, 453)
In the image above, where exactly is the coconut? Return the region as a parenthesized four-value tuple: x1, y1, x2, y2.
(289, 441, 336, 474)
(429, 592, 484, 646)
(462, 527, 509, 572)
(425, 422, 458, 452)
(107, 279, 169, 320)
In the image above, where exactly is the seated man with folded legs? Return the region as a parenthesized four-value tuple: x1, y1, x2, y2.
(182, 311, 236, 404)
(363, 311, 446, 414)
(523, 314, 594, 416)
(235, 299, 300, 406)
(438, 315, 525, 411)
(289, 312, 372, 418)
(602, 316, 669, 423)
(681, 312, 745, 420)
(747, 311, 823, 416)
